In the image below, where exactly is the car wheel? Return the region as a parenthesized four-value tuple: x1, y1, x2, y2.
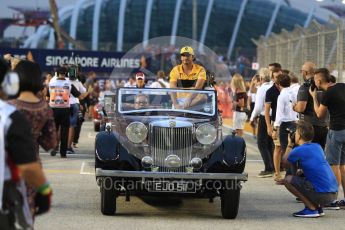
(94, 122, 100, 132)
(100, 185, 117, 215)
(220, 188, 240, 219)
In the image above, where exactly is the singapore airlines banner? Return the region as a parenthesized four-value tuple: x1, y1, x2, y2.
(0, 48, 141, 73)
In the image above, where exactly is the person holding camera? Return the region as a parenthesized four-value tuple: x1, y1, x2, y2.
(273, 73, 298, 183)
(283, 121, 338, 218)
(311, 68, 345, 209)
(293, 62, 328, 149)
(67, 65, 87, 154)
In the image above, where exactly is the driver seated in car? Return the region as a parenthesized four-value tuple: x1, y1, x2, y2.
(134, 94, 149, 110)
(169, 46, 207, 109)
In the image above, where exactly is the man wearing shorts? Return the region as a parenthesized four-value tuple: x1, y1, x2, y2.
(312, 68, 345, 208)
(283, 121, 338, 218)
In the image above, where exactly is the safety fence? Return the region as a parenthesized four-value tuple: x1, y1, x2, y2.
(255, 18, 345, 83)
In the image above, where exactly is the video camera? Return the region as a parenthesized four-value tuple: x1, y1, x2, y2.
(303, 78, 316, 91)
(286, 126, 297, 146)
(67, 64, 78, 81)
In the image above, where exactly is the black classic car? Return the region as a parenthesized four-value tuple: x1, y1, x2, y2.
(95, 88, 247, 219)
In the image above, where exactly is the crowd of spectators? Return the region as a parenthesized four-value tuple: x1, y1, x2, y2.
(2, 45, 345, 225)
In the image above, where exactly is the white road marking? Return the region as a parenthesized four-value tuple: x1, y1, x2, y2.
(80, 162, 94, 175)
(246, 159, 263, 162)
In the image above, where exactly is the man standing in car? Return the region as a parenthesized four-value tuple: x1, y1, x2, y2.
(169, 46, 206, 108)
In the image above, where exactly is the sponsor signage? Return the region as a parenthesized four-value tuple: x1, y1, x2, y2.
(0, 48, 141, 73)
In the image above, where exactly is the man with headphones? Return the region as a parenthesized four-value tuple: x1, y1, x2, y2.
(169, 46, 207, 108)
(0, 58, 52, 229)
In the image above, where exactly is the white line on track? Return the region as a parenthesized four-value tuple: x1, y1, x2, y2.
(80, 162, 94, 175)
(246, 159, 263, 162)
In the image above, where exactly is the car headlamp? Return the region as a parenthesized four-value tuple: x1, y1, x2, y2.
(196, 124, 217, 145)
(126, 122, 148, 143)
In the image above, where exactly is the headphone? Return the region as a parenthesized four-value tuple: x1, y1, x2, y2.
(1, 71, 19, 96)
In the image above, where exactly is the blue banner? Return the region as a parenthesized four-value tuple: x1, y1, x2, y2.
(0, 48, 141, 73)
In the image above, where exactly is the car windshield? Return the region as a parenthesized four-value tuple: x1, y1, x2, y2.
(117, 88, 216, 116)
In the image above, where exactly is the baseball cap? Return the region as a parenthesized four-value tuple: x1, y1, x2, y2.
(180, 46, 194, 56)
(135, 72, 145, 80)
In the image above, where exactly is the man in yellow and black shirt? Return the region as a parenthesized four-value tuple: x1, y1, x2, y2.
(169, 46, 206, 108)
(170, 46, 206, 89)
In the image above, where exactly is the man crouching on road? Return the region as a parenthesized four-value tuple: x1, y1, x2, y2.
(283, 121, 338, 218)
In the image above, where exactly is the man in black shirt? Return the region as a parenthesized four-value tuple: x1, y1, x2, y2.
(311, 68, 345, 208)
(265, 67, 283, 182)
(293, 62, 328, 149)
(0, 58, 52, 228)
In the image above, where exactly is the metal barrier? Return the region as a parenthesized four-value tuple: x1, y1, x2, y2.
(254, 18, 345, 83)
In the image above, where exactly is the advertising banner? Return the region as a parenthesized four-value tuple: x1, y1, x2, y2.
(0, 48, 141, 73)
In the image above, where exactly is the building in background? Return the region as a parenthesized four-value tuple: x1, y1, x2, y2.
(2, 0, 339, 58)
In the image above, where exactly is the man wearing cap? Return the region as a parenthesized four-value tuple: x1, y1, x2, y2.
(169, 46, 207, 108)
(135, 72, 146, 88)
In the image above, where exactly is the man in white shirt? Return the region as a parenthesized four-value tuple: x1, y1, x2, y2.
(273, 73, 298, 182)
(289, 72, 300, 104)
(250, 70, 274, 177)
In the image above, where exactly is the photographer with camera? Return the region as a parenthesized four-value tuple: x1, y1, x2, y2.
(293, 62, 328, 149)
(311, 68, 345, 209)
(67, 65, 87, 154)
(283, 121, 338, 218)
(73, 65, 87, 148)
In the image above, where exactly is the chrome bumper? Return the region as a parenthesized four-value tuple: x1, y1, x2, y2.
(95, 168, 248, 181)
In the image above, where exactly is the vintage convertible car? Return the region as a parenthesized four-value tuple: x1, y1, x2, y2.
(95, 88, 247, 219)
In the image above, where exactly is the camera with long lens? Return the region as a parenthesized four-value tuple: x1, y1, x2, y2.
(67, 65, 78, 80)
(286, 126, 297, 146)
(303, 78, 316, 91)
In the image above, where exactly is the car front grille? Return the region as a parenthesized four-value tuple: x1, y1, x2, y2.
(150, 125, 193, 172)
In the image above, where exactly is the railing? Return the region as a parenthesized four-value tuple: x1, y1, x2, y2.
(254, 18, 345, 83)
